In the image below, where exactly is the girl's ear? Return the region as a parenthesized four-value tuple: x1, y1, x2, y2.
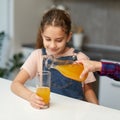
(67, 32, 72, 43)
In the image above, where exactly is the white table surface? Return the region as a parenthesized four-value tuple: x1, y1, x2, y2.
(1, 78, 120, 120)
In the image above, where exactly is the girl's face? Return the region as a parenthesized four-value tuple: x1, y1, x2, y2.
(42, 26, 72, 56)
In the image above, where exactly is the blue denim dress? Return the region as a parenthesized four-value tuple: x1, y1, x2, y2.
(42, 48, 84, 100)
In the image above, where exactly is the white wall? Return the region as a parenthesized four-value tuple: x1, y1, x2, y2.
(0, 0, 10, 67)
(0, 0, 8, 33)
(0, 0, 53, 67)
(10, 0, 53, 53)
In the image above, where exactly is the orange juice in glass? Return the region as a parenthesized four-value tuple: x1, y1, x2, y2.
(36, 87, 50, 106)
(36, 71, 51, 108)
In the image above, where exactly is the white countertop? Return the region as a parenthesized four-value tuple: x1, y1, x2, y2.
(1, 78, 120, 120)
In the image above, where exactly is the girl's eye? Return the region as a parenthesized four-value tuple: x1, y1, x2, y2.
(45, 38, 51, 41)
(56, 39, 63, 42)
(57, 40, 62, 42)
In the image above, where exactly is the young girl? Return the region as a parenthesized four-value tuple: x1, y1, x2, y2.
(11, 8, 98, 109)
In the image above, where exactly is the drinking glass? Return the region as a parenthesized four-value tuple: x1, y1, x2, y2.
(35, 71, 51, 109)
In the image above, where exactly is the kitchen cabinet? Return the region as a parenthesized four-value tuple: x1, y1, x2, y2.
(99, 59, 120, 110)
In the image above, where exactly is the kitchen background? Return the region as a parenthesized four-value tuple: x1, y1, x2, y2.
(0, 0, 120, 110)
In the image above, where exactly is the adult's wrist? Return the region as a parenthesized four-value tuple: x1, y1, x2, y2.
(95, 61, 102, 72)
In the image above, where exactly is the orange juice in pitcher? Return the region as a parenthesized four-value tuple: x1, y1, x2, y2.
(55, 64, 88, 82)
(44, 55, 88, 82)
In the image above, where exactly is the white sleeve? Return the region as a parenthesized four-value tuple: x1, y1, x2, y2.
(21, 49, 42, 79)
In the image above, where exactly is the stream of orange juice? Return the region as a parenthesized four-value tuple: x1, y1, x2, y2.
(36, 87, 50, 105)
(55, 64, 88, 82)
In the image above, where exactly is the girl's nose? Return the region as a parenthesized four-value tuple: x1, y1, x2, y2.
(50, 41, 56, 48)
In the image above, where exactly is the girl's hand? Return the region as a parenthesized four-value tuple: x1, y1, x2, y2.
(29, 92, 45, 109)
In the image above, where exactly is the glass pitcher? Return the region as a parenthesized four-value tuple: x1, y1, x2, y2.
(43, 55, 88, 82)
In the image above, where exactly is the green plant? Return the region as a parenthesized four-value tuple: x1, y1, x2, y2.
(0, 53, 24, 78)
(0, 68, 8, 78)
(0, 31, 5, 46)
(0, 31, 24, 78)
(0, 31, 6, 77)
(8, 53, 24, 72)
(0, 31, 5, 40)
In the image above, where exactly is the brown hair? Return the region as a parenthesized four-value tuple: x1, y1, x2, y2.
(35, 8, 71, 49)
